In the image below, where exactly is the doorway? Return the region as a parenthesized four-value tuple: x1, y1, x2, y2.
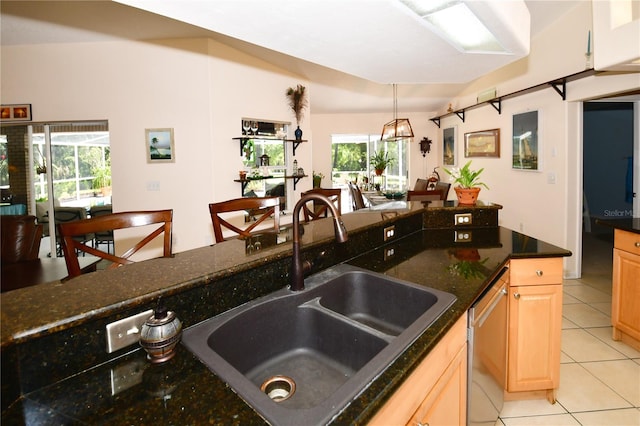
(0, 121, 110, 257)
(582, 102, 636, 280)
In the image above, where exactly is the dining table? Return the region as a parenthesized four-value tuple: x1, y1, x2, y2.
(361, 191, 407, 206)
(1, 256, 100, 293)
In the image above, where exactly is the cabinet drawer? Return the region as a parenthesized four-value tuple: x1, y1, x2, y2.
(614, 229, 640, 256)
(510, 258, 562, 286)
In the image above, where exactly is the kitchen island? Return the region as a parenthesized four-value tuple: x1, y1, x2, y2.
(1, 201, 570, 424)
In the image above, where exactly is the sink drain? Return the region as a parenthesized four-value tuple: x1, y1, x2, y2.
(260, 375, 296, 402)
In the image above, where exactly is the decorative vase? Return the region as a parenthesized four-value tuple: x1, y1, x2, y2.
(313, 176, 321, 188)
(454, 187, 481, 205)
(294, 126, 303, 141)
(375, 169, 384, 176)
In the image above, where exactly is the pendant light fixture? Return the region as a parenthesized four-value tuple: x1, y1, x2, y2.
(380, 84, 414, 141)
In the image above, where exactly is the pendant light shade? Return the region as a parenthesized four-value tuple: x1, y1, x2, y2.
(380, 84, 414, 141)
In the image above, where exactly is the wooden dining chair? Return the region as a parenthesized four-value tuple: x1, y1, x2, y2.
(58, 209, 173, 278)
(89, 205, 114, 253)
(434, 182, 451, 200)
(300, 188, 341, 221)
(53, 206, 94, 256)
(209, 197, 280, 243)
(348, 182, 366, 211)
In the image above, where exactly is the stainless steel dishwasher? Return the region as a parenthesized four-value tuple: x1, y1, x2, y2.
(467, 266, 509, 426)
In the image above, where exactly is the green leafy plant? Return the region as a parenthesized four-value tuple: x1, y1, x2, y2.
(443, 160, 489, 189)
(370, 150, 394, 172)
(313, 171, 324, 180)
(286, 84, 308, 125)
(92, 165, 111, 190)
(447, 258, 489, 280)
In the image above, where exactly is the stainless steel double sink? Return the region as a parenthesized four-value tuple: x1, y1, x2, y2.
(182, 264, 456, 425)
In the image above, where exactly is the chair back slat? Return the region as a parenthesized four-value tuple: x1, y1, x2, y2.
(209, 197, 280, 243)
(300, 188, 341, 221)
(58, 209, 173, 278)
(348, 182, 366, 210)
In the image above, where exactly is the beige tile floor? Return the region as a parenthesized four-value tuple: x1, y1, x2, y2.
(498, 231, 640, 426)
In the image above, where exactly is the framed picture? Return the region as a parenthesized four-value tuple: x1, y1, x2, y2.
(146, 128, 175, 163)
(512, 111, 539, 170)
(1, 104, 32, 122)
(443, 126, 456, 166)
(464, 128, 500, 157)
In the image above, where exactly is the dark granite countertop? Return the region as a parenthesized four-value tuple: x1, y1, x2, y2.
(2, 220, 570, 425)
(595, 217, 640, 234)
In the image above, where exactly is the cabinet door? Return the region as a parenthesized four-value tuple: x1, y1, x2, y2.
(368, 314, 467, 425)
(507, 284, 562, 392)
(409, 344, 467, 426)
(612, 248, 640, 341)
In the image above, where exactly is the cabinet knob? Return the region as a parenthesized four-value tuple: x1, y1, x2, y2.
(514, 292, 521, 299)
(635, 242, 640, 248)
(536, 270, 543, 277)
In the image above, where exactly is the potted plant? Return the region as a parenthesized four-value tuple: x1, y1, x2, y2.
(370, 150, 394, 175)
(312, 171, 324, 188)
(286, 84, 308, 140)
(443, 160, 488, 205)
(92, 165, 112, 196)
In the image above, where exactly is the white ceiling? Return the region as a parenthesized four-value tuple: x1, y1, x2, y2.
(1, 0, 583, 114)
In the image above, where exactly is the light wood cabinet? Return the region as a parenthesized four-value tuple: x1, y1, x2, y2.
(507, 258, 563, 402)
(612, 229, 640, 351)
(369, 313, 467, 426)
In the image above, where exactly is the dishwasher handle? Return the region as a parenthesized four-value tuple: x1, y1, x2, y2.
(470, 266, 509, 328)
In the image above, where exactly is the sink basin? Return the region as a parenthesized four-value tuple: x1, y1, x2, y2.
(182, 264, 456, 426)
(207, 302, 388, 409)
(316, 270, 441, 336)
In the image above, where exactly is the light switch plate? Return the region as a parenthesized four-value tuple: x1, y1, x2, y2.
(106, 310, 153, 353)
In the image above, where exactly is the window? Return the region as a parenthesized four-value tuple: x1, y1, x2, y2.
(32, 125, 110, 207)
(0, 135, 8, 188)
(331, 134, 408, 190)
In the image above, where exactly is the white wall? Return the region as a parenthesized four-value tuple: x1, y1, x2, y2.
(2, 0, 637, 273)
(418, 0, 639, 278)
(1, 38, 308, 255)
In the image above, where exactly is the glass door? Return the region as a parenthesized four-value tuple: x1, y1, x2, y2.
(32, 122, 110, 257)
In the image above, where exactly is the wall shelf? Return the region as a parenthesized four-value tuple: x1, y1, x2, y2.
(234, 174, 307, 195)
(232, 136, 307, 156)
(429, 69, 597, 128)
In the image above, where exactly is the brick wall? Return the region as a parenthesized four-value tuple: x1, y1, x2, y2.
(1, 125, 30, 206)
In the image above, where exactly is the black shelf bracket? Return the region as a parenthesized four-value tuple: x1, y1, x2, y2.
(549, 78, 567, 100)
(489, 98, 502, 114)
(292, 140, 302, 156)
(428, 69, 598, 127)
(235, 179, 249, 195)
(290, 175, 306, 190)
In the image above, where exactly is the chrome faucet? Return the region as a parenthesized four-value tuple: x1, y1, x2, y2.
(290, 193, 348, 291)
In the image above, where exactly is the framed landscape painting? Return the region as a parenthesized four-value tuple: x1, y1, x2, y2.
(146, 128, 175, 163)
(464, 128, 500, 157)
(443, 126, 456, 166)
(512, 111, 539, 170)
